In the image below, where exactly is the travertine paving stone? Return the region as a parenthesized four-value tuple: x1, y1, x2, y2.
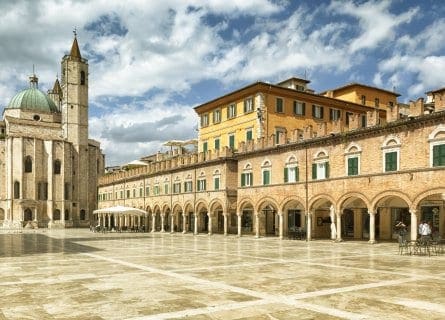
(0, 229, 443, 320)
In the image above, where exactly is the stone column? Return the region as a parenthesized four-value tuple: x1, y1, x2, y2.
(161, 213, 165, 232)
(306, 211, 312, 241)
(368, 211, 376, 244)
(237, 212, 242, 237)
(208, 212, 213, 236)
(194, 213, 198, 235)
(151, 214, 156, 232)
(278, 210, 284, 239)
(171, 214, 174, 233)
(410, 208, 417, 241)
(255, 210, 260, 238)
(223, 212, 228, 236)
(182, 213, 187, 233)
(330, 205, 337, 240)
(108, 214, 111, 229)
(46, 141, 54, 225)
(336, 211, 343, 242)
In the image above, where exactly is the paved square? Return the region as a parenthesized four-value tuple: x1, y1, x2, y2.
(0, 229, 444, 319)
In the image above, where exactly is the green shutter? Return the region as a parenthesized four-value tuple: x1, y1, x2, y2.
(241, 173, 245, 187)
(246, 130, 252, 141)
(214, 177, 219, 190)
(296, 167, 299, 181)
(312, 163, 317, 179)
(348, 157, 358, 176)
(385, 152, 397, 171)
(433, 145, 445, 166)
(250, 173, 253, 185)
(284, 167, 288, 183)
(325, 162, 329, 178)
(263, 170, 270, 185)
(302, 103, 305, 115)
(229, 135, 235, 149)
(215, 139, 220, 150)
(320, 106, 324, 119)
(203, 142, 208, 153)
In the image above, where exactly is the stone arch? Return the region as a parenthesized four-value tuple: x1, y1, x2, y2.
(412, 188, 445, 209)
(370, 190, 412, 211)
(314, 148, 329, 159)
(237, 197, 255, 212)
(428, 124, 445, 140)
(195, 199, 209, 212)
(209, 199, 224, 213)
(336, 192, 371, 213)
(344, 142, 362, 153)
(285, 154, 298, 164)
(256, 197, 280, 213)
(308, 194, 336, 211)
(280, 196, 306, 212)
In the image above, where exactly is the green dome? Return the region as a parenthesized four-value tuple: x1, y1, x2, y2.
(7, 86, 58, 113)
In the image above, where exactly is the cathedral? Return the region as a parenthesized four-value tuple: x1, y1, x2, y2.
(0, 35, 104, 229)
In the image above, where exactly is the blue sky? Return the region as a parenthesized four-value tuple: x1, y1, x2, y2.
(0, 0, 444, 166)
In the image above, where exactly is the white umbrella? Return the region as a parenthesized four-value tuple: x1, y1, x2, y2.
(93, 205, 147, 216)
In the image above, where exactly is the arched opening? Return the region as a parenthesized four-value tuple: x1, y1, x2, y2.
(14, 181, 20, 199)
(54, 160, 61, 174)
(54, 209, 61, 220)
(24, 156, 33, 173)
(339, 196, 368, 240)
(24, 208, 32, 221)
(0, 208, 5, 222)
(80, 209, 86, 220)
(64, 209, 69, 221)
(282, 199, 305, 238)
(417, 193, 444, 239)
(310, 197, 333, 239)
(80, 71, 85, 85)
(262, 204, 277, 236)
(374, 195, 409, 240)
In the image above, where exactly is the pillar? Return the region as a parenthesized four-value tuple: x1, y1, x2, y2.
(208, 212, 213, 236)
(237, 212, 242, 237)
(255, 210, 260, 238)
(336, 212, 343, 242)
(171, 214, 174, 233)
(223, 212, 228, 236)
(194, 213, 198, 235)
(410, 208, 417, 241)
(306, 211, 312, 241)
(161, 213, 165, 232)
(151, 214, 156, 232)
(278, 210, 283, 240)
(330, 205, 336, 240)
(368, 211, 376, 244)
(182, 213, 187, 233)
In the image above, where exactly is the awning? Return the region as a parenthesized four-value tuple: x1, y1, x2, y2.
(93, 205, 147, 216)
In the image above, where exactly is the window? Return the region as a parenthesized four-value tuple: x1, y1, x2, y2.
(197, 179, 206, 191)
(389, 101, 394, 107)
(173, 182, 181, 194)
(275, 98, 284, 113)
(14, 181, 20, 199)
(120, 190, 123, 199)
(54, 160, 61, 174)
(361, 114, 367, 128)
(284, 166, 299, 183)
(246, 128, 253, 141)
(244, 97, 254, 113)
(127, 190, 131, 198)
(80, 209, 86, 220)
(213, 109, 221, 124)
(262, 169, 270, 185)
(227, 103, 237, 118)
(139, 188, 143, 197)
(330, 108, 341, 121)
(312, 162, 329, 180)
(154, 185, 160, 195)
(228, 134, 235, 150)
(345, 112, 353, 125)
(80, 71, 85, 85)
(293, 101, 305, 116)
(164, 183, 169, 194)
(385, 151, 398, 172)
(145, 186, 150, 196)
(64, 183, 70, 200)
(214, 138, 220, 150)
(361, 95, 366, 105)
(214, 176, 220, 190)
(184, 181, 193, 192)
(347, 157, 359, 176)
(240, 172, 253, 187)
(432, 144, 445, 167)
(24, 156, 32, 173)
(203, 141, 208, 153)
(200, 113, 209, 127)
(375, 98, 380, 108)
(312, 105, 324, 119)
(275, 128, 285, 144)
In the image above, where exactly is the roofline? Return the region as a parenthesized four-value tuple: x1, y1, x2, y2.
(194, 81, 382, 114)
(319, 82, 401, 97)
(426, 86, 445, 94)
(276, 76, 311, 84)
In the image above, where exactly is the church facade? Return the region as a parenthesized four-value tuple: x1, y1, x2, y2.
(0, 36, 104, 229)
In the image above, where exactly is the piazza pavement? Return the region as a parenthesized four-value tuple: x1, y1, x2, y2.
(0, 229, 444, 319)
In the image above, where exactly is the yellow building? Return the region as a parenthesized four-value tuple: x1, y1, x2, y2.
(195, 77, 385, 154)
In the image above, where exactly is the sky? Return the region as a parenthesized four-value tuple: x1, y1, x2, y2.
(0, 0, 444, 166)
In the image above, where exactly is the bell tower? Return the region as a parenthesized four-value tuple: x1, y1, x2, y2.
(60, 31, 90, 225)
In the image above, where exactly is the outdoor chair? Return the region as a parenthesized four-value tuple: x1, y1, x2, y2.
(398, 235, 410, 255)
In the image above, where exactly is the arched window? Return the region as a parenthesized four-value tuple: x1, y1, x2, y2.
(64, 210, 70, 221)
(80, 71, 85, 85)
(284, 155, 299, 183)
(24, 156, 32, 173)
(80, 209, 86, 220)
(54, 160, 61, 174)
(53, 209, 61, 220)
(24, 208, 32, 221)
(382, 135, 401, 172)
(261, 160, 271, 185)
(312, 149, 329, 180)
(344, 143, 362, 176)
(14, 181, 20, 199)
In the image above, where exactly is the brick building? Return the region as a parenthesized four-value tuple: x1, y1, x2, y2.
(97, 79, 445, 242)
